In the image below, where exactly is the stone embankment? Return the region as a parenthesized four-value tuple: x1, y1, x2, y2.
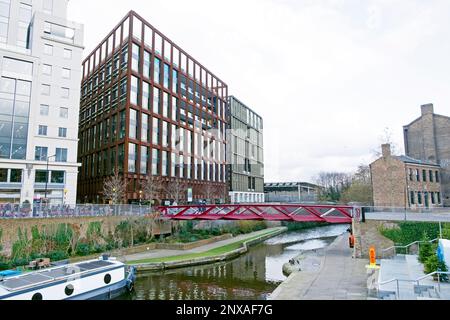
(129, 227, 288, 272)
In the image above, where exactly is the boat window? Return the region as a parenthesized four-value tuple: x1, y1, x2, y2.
(104, 274, 112, 284)
(31, 293, 43, 300)
(65, 284, 74, 296)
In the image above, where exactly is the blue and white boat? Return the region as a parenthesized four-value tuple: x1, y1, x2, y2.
(0, 256, 136, 300)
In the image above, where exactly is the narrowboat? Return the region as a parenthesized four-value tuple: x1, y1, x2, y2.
(0, 256, 136, 300)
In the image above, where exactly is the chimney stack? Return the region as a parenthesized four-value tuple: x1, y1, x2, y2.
(382, 144, 391, 157)
(421, 104, 434, 116)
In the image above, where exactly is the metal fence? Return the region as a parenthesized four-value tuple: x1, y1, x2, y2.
(0, 204, 156, 219)
(363, 206, 450, 223)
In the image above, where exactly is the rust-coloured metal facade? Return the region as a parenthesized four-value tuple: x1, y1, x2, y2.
(78, 11, 228, 203)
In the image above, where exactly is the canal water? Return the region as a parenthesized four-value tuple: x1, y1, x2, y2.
(120, 224, 350, 300)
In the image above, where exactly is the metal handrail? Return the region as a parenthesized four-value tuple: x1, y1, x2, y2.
(378, 271, 450, 300)
(381, 238, 439, 259)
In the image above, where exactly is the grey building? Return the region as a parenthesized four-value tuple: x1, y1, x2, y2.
(264, 182, 319, 203)
(226, 96, 264, 203)
(403, 104, 450, 206)
(0, 0, 84, 205)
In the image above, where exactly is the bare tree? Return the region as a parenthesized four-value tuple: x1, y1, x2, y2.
(165, 179, 188, 205)
(141, 176, 163, 211)
(202, 184, 224, 204)
(102, 170, 126, 204)
(372, 127, 401, 157)
(314, 171, 352, 202)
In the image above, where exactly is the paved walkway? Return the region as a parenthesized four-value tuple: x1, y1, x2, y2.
(120, 228, 285, 263)
(270, 235, 368, 300)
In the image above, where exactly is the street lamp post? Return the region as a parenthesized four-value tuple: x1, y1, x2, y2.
(44, 154, 56, 205)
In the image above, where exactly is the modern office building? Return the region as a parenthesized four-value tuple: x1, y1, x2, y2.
(78, 11, 228, 204)
(264, 182, 319, 203)
(226, 96, 264, 203)
(370, 144, 443, 209)
(403, 104, 450, 206)
(0, 0, 84, 205)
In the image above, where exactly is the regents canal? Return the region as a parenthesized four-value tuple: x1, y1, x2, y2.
(120, 224, 350, 300)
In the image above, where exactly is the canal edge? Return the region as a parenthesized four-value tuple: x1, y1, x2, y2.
(131, 227, 288, 272)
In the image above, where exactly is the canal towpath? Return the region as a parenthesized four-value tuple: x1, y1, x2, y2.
(270, 234, 369, 300)
(119, 227, 286, 263)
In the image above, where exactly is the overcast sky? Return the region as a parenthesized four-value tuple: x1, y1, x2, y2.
(68, 0, 450, 183)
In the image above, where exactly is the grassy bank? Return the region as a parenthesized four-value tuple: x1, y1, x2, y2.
(127, 229, 280, 265)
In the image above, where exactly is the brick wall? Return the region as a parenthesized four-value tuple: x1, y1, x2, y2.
(0, 216, 172, 257)
(353, 219, 396, 259)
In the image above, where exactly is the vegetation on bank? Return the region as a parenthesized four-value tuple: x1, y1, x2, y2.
(380, 222, 450, 248)
(381, 222, 450, 280)
(0, 220, 268, 271)
(126, 229, 280, 265)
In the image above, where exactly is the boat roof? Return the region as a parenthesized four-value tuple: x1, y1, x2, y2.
(0, 258, 123, 294)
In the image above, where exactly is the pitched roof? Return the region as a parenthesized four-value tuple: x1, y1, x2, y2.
(394, 155, 440, 167)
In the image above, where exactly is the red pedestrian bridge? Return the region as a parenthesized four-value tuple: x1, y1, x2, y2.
(158, 204, 356, 224)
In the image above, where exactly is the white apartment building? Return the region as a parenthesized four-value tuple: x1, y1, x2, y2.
(0, 0, 83, 205)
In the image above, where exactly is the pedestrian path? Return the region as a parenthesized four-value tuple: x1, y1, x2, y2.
(121, 228, 284, 263)
(270, 235, 368, 300)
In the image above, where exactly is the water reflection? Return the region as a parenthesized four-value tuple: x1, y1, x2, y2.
(121, 224, 349, 300)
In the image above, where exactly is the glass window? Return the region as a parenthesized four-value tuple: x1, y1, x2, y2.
(172, 69, 178, 93)
(141, 113, 148, 142)
(129, 109, 137, 140)
(38, 125, 47, 136)
(60, 107, 68, 118)
(10, 169, 22, 183)
(44, 44, 53, 55)
(162, 121, 168, 147)
(162, 151, 168, 176)
(128, 143, 136, 173)
(131, 75, 139, 105)
(163, 92, 169, 118)
(132, 43, 140, 72)
(155, 33, 162, 55)
(51, 171, 65, 184)
(152, 118, 159, 145)
(35, 146, 48, 161)
(119, 110, 126, 139)
(41, 84, 50, 95)
(140, 145, 148, 174)
(62, 68, 71, 79)
(42, 64, 52, 75)
(171, 97, 177, 121)
(3, 57, 33, 76)
(58, 127, 67, 138)
(132, 16, 142, 40)
(144, 25, 152, 49)
(163, 63, 170, 88)
(40, 104, 49, 116)
(436, 171, 440, 183)
(35, 170, 48, 183)
(422, 170, 427, 182)
(418, 192, 423, 205)
(63, 49, 72, 59)
(143, 51, 151, 79)
(0, 168, 7, 182)
(154, 57, 160, 84)
(56, 148, 67, 162)
(152, 149, 159, 175)
(142, 81, 150, 110)
(153, 87, 160, 114)
(429, 170, 434, 183)
(61, 87, 70, 98)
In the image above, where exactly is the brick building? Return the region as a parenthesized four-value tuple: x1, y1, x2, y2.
(77, 11, 228, 204)
(403, 104, 450, 206)
(370, 144, 443, 209)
